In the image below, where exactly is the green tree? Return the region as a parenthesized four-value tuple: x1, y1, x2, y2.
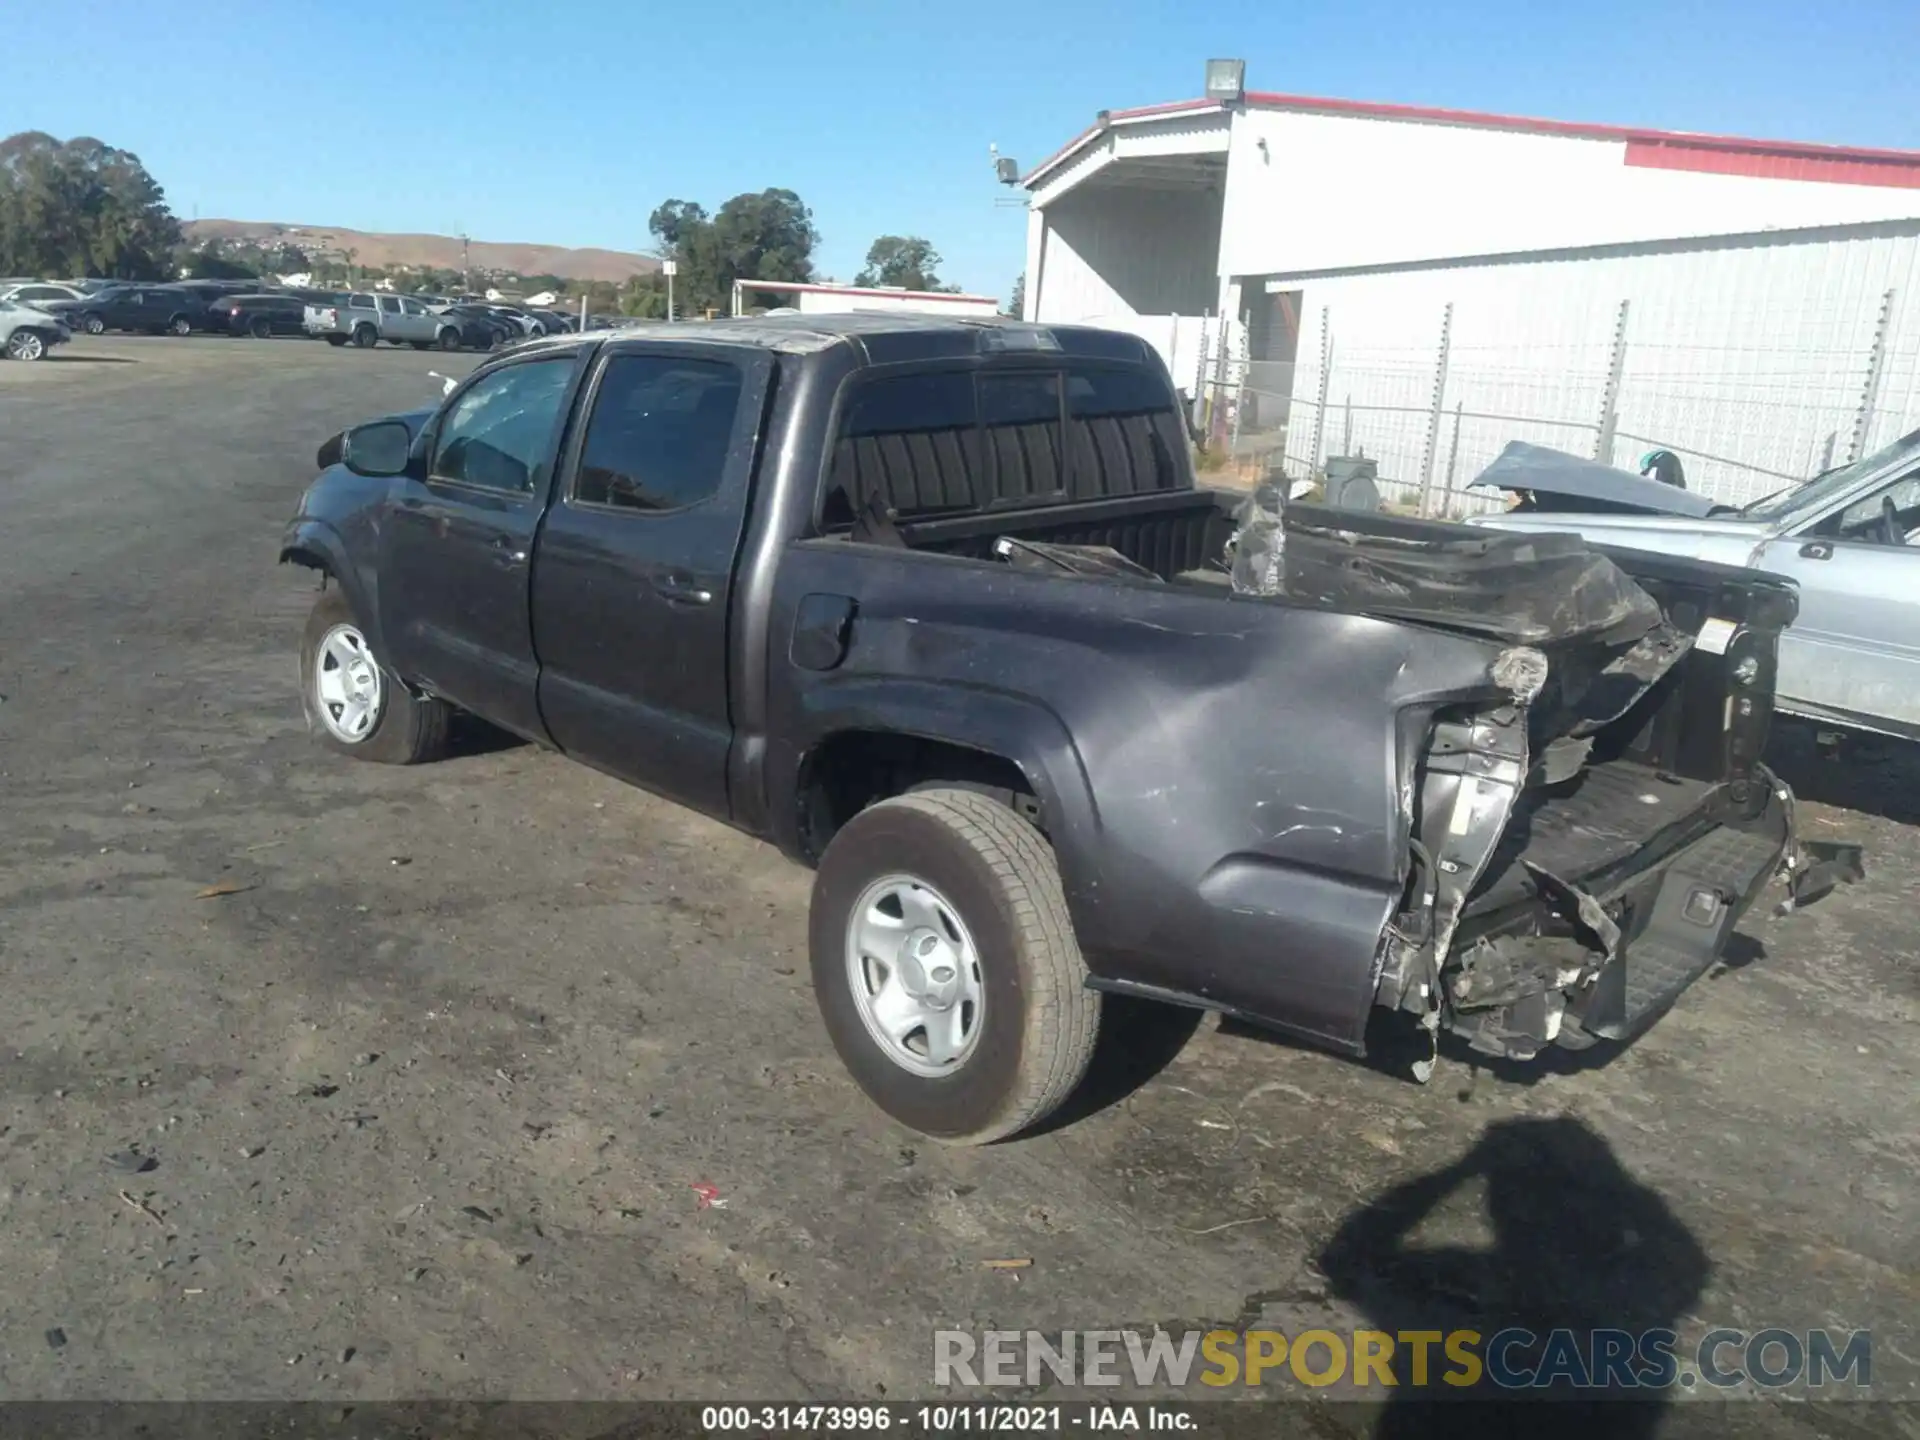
(1006, 272, 1025, 318)
(0, 131, 181, 279)
(853, 235, 954, 292)
(185, 243, 259, 280)
(647, 189, 818, 316)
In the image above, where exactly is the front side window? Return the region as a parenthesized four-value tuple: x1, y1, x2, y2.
(1820, 468, 1920, 547)
(429, 359, 575, 494)
(400, 298, 426, 316)
(573, 353, 743, 512)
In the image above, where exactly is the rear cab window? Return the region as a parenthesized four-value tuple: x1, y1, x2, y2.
(821, 360, 1185, 530)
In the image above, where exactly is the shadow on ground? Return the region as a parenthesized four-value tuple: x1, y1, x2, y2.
(1766, 719, 1920, 826)
(1318, 1115, 1710, 1437)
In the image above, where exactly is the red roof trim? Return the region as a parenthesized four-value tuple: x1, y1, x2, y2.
(738, 280, 998, 304)
(1023, 90, 1920, 187)
(1623, 138, 1920, 190)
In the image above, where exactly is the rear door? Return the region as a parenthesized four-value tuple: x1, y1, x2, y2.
(1758, 462, 1920, 736)
(379, 351, 585, 739)
(531, 340, 772, 818)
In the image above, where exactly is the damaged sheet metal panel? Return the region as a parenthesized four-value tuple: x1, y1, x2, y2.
(1274, 503, 1664, 645)
(1472, 440, 1724, 518)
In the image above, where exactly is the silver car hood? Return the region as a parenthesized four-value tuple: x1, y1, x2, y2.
(1471, 509, 1773, 566)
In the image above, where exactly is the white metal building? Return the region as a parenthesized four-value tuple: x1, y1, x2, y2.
(733, 279, 1000, 320)
(1020, 84, 1920, 508)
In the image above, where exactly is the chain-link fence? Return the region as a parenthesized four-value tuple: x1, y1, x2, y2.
(1190, 282, 1916, 517)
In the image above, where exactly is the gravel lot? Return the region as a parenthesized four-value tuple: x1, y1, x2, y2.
(1, 335, 1915, 1424)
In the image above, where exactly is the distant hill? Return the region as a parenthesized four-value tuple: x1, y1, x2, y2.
(182, 219, 659, 284)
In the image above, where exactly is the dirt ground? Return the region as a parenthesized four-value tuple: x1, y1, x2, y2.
(1, 335, 1915, 1427)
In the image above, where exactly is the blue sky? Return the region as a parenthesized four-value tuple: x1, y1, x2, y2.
(21, 0, 1920, 298)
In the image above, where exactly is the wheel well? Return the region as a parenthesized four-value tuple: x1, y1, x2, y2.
(280, 546, 333, 585)
(797, 731, 1040, 862)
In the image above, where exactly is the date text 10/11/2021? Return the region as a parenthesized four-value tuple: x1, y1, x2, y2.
(700, 1405, 1194, 1432)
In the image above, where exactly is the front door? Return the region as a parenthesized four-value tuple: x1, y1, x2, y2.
(531, 341, 771, 819)
(1760, 463, 1920, 736)
(379, 352, 582, 740)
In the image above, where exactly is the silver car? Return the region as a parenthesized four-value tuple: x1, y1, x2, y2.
(0, 298, 71, 360)
(1474, 428, 1920, 742)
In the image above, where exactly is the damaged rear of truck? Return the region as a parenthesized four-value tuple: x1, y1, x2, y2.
(808, 490, 1860, 1077)
(1237, 504, 1850, 1066)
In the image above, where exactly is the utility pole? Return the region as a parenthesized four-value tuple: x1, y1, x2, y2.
(663, 258, 677, 322)
(460, 233, 471, 295)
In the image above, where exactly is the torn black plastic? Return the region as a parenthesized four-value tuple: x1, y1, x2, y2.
(1276, 503, 1664, 646)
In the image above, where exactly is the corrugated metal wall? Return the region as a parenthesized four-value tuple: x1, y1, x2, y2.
(1268, 223, 1920, 512)
(1036, 185, 1223, 323)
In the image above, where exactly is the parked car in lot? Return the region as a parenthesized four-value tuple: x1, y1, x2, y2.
(205, 291, 311, 338)
(305, 292, 467, 350)
(0, 280, 90, 308)
(45, 284, 203, 336)
(1, 296, 71, 359)
(281, 316, 1850, 1142)
(433, 304, 518, 349)
(1474, 432, 1920, 743)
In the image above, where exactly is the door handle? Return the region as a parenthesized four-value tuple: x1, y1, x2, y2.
(491, 537, 529, 567)
(1798, 541, 1833, 560)
(652, 573, 713, 606)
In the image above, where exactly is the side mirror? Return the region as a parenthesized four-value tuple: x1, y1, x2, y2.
(340, 419, 413, 478)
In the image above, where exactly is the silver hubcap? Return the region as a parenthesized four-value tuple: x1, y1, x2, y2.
(313, 623, 384, 742)
(8, 332, 43, 360)
(845, 875, 985, 1077)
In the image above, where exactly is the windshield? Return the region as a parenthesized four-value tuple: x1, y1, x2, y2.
(1744, 425, 1920, 522)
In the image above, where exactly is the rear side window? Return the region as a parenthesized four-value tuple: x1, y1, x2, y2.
(349, 294, 375, 310)
(571, 352, 743, 512)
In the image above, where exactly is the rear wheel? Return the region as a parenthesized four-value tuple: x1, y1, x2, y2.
(168, 314, 192, 337)
(299, 588, 449, 765)
(248, 315, 272, 339)
(325, 334, 348, 347)
(409, 340, 431, 350)
(809, 788, 1099, 1144)
(81, 312, 106, 335)
(351, 324, 377, 348)
(437, 327, 463, 351)
(5, 329, 47, 361)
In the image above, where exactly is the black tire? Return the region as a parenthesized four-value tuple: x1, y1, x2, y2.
(437, 327, 463, 351)
(810, 787, 1099, 1144)
(169, 314, 192, 337)
(82, 312, 106, 335)
(249, 315, 272, 339)
(325, 334, 348, 347)
(409, 340, 431, 350)
(298, 587, 450, 765)
(351, 324, 377, 349)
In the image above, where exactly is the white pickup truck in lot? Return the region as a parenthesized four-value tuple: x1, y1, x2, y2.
(304, 292, 467, 350)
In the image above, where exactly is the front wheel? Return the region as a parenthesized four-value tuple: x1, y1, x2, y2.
(82, 312, 106, 335)
(249, 316, 273, 339)
(325, 334, 348, 347)
(299, 587, 449, 764)
(5, 329, 47, 361)
(169, 315, 192, 337)
(810, 788, 1100, 1144)
(437, 327, 463, 351)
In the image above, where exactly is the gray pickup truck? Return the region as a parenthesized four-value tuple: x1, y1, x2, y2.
(281, 314, 1854, 1143)
(304, 292, 466, 350)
